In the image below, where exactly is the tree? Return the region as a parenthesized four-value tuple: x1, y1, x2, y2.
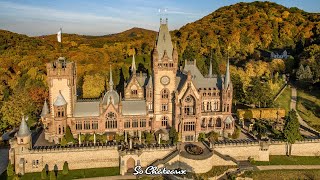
(65, 125, 75, 143)
(62, 161, 69, 175)
(198, 133, 206, 142)
(60, 136, 67, 146)
(284, 110, 302, 156)
(49, 170, 56, 180)
(82, 73, 105, 98)
(145, 131, 153, 144)
(7, 161, 14, 176)
(41, 166, 47, 179)
(169, 127, 179, 145)
(206, 131, 219, 142)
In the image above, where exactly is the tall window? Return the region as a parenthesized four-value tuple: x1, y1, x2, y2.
(148, 90, 152, 98)
(184, 122, 195, 131)
(161, 104, 168, 112)
(84, 121, 90, 130)
(216, 118, 222, 128)
(140, 119, 146, 127)
(124, 120, 131, 128)
(132, 119, 138, 128)
(58, 125, 61, 134)
(161, 116, 168, 127)
(208, 118, 213, 127)
(184, 95, 195, 115)
(92, 121, 98, 130)
(148, 102, 153, 111)
(201, 118, 206, 127)
(161, 89, 169, 99)
(106, 112, 117, 129)
(76, 121, 82, 130)
(56, 106, 65, 117)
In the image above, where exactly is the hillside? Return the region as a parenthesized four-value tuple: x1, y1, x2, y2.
(0, 1, 319, 131)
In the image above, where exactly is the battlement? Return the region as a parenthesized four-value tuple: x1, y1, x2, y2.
(30, 142, 119, 153)
(119, 144, 176, 156)
(46, 57, 75, 77)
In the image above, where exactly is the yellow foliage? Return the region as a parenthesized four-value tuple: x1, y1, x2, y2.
(237, 108, 286, 120)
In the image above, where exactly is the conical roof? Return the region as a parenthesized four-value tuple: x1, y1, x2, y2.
(156, 20, 173, 60)
(131, 54, 136, 74)
(147, 75, 153, 87)
(224, 59, 231, 89)
(17, 116, 31, 137)
(40, 99, 49, 117)
(53, 91, 67, 106)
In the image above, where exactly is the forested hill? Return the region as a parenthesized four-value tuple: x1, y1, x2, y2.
(0, 1, 319, 131)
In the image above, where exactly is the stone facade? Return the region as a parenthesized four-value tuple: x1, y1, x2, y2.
(41, 19, 235, 144)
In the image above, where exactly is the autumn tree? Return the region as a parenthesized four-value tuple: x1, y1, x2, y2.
(284, 110, 302, 156)
(82, 73, 105, 98)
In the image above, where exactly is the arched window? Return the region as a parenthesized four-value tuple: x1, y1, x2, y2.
(58, 125, 61, 134)
(106, 112, 117, 129)
(161, 116, 168, 127)
(216, 118, 222, 127)
(161, 89, 169, 99)
(209, 118, 213, 127)
(131, 85, 138, 96)
(201, 118, 206, 127)
(184, 95, 195, 115)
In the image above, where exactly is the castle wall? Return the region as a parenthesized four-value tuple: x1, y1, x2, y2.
(214, 144, 263, 161)
(14, 146, 119, 174)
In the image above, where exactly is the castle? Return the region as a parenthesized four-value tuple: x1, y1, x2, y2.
(40, 18, 234, 144)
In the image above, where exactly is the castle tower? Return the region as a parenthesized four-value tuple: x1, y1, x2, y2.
(124, 54, 144, 100)
(152, 19, 178, 129)
(222, 59, 233, 113)
(46, 57, 77, 118)
(16, 116, 32, 151)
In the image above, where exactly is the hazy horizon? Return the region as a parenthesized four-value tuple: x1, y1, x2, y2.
(0, 0, 319, 37)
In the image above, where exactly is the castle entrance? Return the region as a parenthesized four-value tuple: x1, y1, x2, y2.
(127, 157, 135, 172)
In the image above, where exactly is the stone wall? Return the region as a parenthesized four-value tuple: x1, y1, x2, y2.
(14, 146, 119, 174)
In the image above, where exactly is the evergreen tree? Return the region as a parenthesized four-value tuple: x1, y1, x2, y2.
(62, 161, 69, 175)
(65, 125, 75, 143)
(145, 132, 153, 144)
(7, 161, 14, 176)
(284, 110, 302, 156)
(60, 136, 67, 146)
(169, 127, 179, 145)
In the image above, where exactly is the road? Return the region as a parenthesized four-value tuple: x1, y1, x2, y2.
(290, 87, 319, 133)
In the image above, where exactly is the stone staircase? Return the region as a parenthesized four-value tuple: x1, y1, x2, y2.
(150, 149, 179, 166)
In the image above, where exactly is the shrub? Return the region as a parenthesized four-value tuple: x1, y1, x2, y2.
(41, 167, 47, 179)
(7, 161, 14, 176)
(62, 161, 69, 175)
(60, 136, 67, 146)
(198, 133, 206, 141)
(49, 171, 56, 180)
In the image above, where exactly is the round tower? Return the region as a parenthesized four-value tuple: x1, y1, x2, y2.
(16, 116, 32, 150)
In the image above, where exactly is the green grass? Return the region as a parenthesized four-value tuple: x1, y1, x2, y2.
(253, 155, 320, 166)
(2, 167, 119, 180)
(297, 89, 320, 131)
(274, 86, 291, 115)
(245, 169, 320, 180)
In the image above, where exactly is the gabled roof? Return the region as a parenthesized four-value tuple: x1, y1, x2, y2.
(121, 100, 146, 116)
(53, 91, 67, 106)
(74, 101, 100, 117)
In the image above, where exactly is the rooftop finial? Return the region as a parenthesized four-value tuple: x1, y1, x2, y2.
(109, 65, 114, 90)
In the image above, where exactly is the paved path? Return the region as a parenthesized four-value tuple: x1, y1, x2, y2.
(0, 148, 9, 175)
(290, 87, 319, 133)
(257, 165, 320, 171)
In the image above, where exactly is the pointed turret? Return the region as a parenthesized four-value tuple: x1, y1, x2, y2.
(54, 91, 67, 106)
(147, 75, 153, 88)
(17, 116, 31, 137)
(156, 19, 173, 60)
(131, 54, 136, 75)
(40, 99, 49, 117)
(224, 59, 231, 89)
(109, 65, 114, 90)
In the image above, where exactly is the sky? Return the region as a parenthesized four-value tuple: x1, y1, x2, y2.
(0, 0, 319, 36)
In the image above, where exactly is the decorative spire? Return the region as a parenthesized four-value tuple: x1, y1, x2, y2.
(131, 54, 136, 75)
(109, 65, 114, 90)
(147, 75, 153, 88)
(224, 58, 231, 89)
(17, 116, 31, 137)
(40, 99, 49, 117)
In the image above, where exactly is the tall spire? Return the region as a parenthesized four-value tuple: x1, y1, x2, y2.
(224, 58, 231, 89)
(109, 65, 114, 90)
(40, 99, 49, 117)
(17, 116, 31, 137)
(209, 52, 213, 78)
(131, 54, 136, 75)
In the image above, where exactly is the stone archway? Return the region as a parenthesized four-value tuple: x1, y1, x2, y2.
(127, 157, 135, 172)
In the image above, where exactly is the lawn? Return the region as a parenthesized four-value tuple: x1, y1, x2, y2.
(243, 169, 320, 180)
(274, 86, 291, 115)
(252, 155, 320, 166)
(2, 167, 119, 180)
(297, 89, 320, 131)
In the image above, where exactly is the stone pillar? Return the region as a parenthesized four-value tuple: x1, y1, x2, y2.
(94, 133, 96, 145)
(125, 131, 127, 143)
(158, 134, 161, 144)
(79, 134, 82, 145)
(129, 138, 133, 149)
(138, 131, 141, 144)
